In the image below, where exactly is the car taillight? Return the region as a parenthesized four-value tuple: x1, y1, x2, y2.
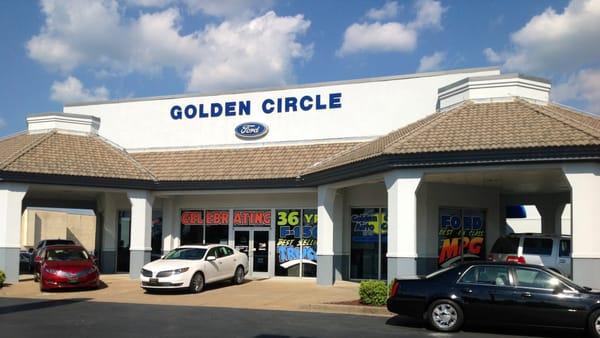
(390, 280, 400, 296)
(506, 255, 526, 264)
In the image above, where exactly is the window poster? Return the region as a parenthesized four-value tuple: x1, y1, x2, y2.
(275, 209, 318, 277)
(438, 208, 486, 268)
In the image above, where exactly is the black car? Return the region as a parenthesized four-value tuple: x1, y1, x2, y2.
(387, 262, 600, 337)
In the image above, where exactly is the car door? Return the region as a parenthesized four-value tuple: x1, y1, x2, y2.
(557, 239, 571, 277)
(203, 247, 221, 283)
(511, 266, 587, 328)
(457, 265, 516, 324)
(218, 247, 237, 278)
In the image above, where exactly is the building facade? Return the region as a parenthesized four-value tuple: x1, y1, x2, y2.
(0, 67, 599, 288)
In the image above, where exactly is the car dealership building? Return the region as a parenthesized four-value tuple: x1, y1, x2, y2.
(1, 66, 599, 288)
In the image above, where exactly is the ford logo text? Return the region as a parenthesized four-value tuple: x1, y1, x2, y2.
(235, 122, 268, 140)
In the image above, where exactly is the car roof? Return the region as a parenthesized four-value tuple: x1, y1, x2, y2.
(43, 244, 86, 250)
(505, 233, 571, 239)
(177, 244, 226, 249)
(459, 260, 554, 270)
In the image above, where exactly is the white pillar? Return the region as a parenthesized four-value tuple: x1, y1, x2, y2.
(317, 185, 336, 285)
(563, 163, 600, 289)
(384, 170, 422, 283)
(0, 183, 28, 284)
(127, 190, 154, 279)
(538, 201, 565, 235)
(162, 198, 174, 254)
(98, 193, 118, 273)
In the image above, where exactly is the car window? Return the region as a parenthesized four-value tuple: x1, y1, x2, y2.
(163, 248, 206, 260)
(514, 267, 561, 290)
(223, 247, 234, 256)
(522, 238, 553, 256)
(491, 237, 520, 254)
(559, 240, 571, 257)
(217, 247, 232, 257)
(459, 266, 511, 286)
(207, 248, 219, 258)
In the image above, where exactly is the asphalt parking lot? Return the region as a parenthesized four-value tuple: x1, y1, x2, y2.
(0, 297, 586, 338)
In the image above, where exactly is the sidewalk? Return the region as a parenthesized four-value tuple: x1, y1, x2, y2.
(0, 275, 392, 317)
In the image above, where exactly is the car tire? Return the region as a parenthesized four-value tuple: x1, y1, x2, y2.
(232, 266, 244, 285)
(189, 272, 204, 294)
(589, 309, 600, 338)
(427, 299, 464, 332)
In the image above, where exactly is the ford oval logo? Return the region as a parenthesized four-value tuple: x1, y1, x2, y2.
(235, 122, 269, 140)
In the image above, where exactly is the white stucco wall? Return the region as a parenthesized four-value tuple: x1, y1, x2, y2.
(63, 68, 499, 150)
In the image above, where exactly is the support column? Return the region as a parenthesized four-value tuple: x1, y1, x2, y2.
(537, 201, 566, 235)
(127, 191, 154, 279)
(0, 183, 28, 284)
(384, 170, 422, 284)
(563, 163, 600, 289)
(162, 198, 174, 254)
(98, 193, 118, 273)
(317, 185, 336, 285)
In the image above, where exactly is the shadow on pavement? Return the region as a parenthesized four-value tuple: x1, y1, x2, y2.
(386, 315, 585, 337)
(0, 298, 91, 316)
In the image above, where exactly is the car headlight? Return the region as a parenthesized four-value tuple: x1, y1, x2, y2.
(173, 267, 189, 275)
(44, 267, 58, 274)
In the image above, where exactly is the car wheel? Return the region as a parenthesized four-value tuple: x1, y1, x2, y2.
(189, 272, 204, 294)
(232, 266, 244, 285)
(427, 299, 464, 332)
(589, 309, 600, 338)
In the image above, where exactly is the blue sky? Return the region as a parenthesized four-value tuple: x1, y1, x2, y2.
(1, 0, 599, 137)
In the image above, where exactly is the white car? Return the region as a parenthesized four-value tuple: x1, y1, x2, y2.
(140, 244, 248, 293)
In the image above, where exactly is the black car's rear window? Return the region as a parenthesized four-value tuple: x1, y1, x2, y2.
(45, 240, 75, 246)
(523, 238, 553, 256)
(491, 237, 519, 254)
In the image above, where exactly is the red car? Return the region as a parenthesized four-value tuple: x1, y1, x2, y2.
(34, 245, 100, 291)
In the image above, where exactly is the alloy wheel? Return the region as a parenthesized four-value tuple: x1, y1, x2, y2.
(595, 315, 600, 335)
(432, 303, 458, 329)
(235, 267, 244, 284)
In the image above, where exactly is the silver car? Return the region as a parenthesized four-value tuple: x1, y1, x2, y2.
(488, 233, 572, 277)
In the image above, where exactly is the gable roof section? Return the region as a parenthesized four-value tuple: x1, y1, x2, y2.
(131, 142, 359, 182)
(0, 131, 155, 181)
(303, 99, 600, 174)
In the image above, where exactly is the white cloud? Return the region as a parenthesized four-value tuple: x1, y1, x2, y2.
(409, 0, 445, 29)
(417, 51, 445, 72)
(125, 0, 273, 18)
(125, 0, 174, 7)
(187, 11, 312, 92)
(338, 0, 445, 56)
(27, 1, 311, 94)
(552, 68, 600, 114)
(50, 76, 109, 104)
(483, 47, 502, 64)
(338, 22, 416, 56)
(0, 118, 6, 131)
(366, 1, 399, 21)
(488, 0, 600, 73)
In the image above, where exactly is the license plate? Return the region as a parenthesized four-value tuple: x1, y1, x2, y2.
(68, 279, 79, 284)
(149, 278, 159, 285)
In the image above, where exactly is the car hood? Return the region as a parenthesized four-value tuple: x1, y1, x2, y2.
(44, 260, 94, 272)
(142, 259, 198, 272)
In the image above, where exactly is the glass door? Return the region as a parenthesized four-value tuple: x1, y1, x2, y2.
(234, 229, 271, 277)
(117, 211, 131, 272)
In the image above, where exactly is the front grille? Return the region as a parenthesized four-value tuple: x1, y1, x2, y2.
(141, 269, 153, 277)
(156, 270, 173, 277)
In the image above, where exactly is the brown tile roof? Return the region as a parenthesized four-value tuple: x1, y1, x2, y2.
(0, 131, 155, 180)
(303, 99, 600, 174)
(132, 142, 359, 181)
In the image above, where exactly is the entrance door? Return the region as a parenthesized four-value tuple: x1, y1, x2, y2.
(116, 211, 131, 272)
(234, 230, 270, 278)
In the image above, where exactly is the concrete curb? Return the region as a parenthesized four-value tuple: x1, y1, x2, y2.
(302, 303, 393, 317)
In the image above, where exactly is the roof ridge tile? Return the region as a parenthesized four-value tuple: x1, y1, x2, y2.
(92, 133, 158, 181)
(0, 131, 56, 170)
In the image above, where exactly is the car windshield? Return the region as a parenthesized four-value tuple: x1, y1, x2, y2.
(425, 266, 457, 279)
(46, 249, 88, 261)
(545, 267, 586, 292)
(163, 248, 206, 260)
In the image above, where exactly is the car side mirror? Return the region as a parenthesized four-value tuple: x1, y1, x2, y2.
(206, 255, 216, 262)
(553, 284, 565, 294)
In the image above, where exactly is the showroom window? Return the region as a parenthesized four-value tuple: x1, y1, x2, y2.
(180, 209, 229, 245)
(275, 209, 318, 277)
(438, 208, 486, 268)
(350, 208, 387, 280)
